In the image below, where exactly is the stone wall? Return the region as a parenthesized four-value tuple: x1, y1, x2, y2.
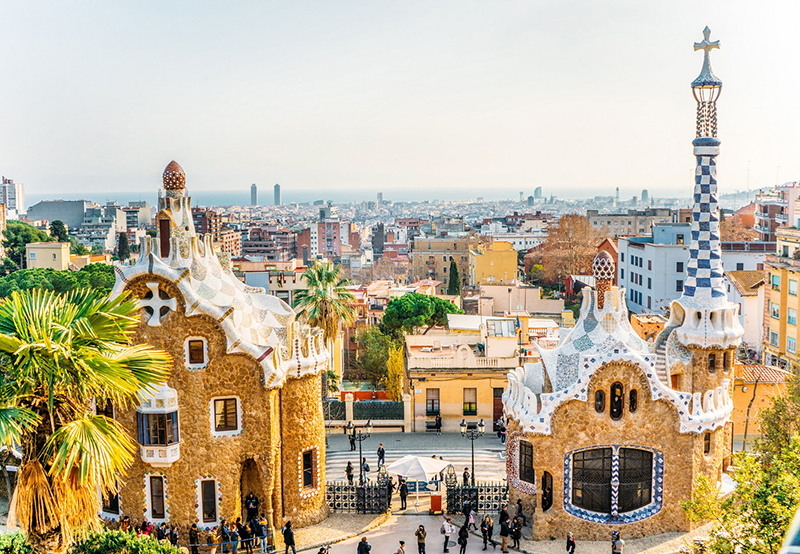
(509, 361, 725, 540)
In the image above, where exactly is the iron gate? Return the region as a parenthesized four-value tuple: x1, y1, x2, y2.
(326, 466, 390, 513)
(445, 467, 508, 514)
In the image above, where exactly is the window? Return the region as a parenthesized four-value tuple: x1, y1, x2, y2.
(302, 450, 315, 488)
(617, 448, 653, 513)
(201, 480, 217, 523)
(791, 280, 798, 296)
(213, 398, 238, 432)
(96, 400, 114, 419)
(187, 339, 206, 366)
(723, 351, 730, 370)
(620, 253, 624, 262)
(703, 432, 711, 455)
(594, 390, 605, 413)
(788, 337, 797, 354)
(150, 476, 165, 519)
(676, 234, 684, 245)
(541, 471, 553, 511)
(736, 263, 744, 271)
(647, 278, 651, 289)
(519, 441, 535, 484)
(137, 412, 179, 446)
(610, 383, 624, 420)
(648, 260, 652, 270)
(572, 448, 613, 513)
(463, 388, 477, 415)
(790, 308, 797, 326)
(676, 280, 683, 292)
(52, 253, 56, 261)
(629, 390, 638, 413)
(102, 489, 120, 515)
(426, 389, 440, 415)
(708, 353, 716, 372)
(676, 262, 684, 272)
(772, 274, 781, 290)
(620, 269, 624, 279)
(771, 303, 780, 319)
(770, 331, 779, 347)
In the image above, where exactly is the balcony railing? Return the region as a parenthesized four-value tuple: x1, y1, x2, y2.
(776, 213, 789, 223)
(140, 444, 180, 468)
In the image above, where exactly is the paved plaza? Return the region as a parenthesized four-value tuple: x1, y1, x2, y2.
(325, 431, 508, 484)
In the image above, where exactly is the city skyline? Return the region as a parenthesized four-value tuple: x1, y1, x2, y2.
(1, 2, 799, 199)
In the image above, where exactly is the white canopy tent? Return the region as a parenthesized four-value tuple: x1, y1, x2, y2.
(386, 455, 452, 507)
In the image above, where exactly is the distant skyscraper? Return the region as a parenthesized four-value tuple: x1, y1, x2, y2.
(250, 184, 258, 206)
(615, 187, 620, 202)
(534, 186, 543, 199)
(274, 184, 281, 206)
(641, 189, 650, 204)
(0, 177, 24, 216)
(527, 195, 534, 207)
(377, 192, 384, 204)
(519, 191, 524, 202)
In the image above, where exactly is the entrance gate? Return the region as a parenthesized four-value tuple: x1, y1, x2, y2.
(444, 466, 508, 514)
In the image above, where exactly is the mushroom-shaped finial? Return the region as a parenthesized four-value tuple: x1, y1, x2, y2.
(592, 250, 615, 280)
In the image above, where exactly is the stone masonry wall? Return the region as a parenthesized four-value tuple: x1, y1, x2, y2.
(509, 361, 704, 541)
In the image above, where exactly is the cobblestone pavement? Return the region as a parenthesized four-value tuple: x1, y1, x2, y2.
(326, 432, 507, 483)
(292, 513, 389, 551)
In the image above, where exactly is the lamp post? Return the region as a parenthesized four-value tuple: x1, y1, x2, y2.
(346, 420, 373, 485)
(460, 418, 485, 486)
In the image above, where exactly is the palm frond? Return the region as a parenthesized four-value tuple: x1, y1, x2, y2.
(0, 405, 41, 446)
(10, 460, 61, 537)
(42, 415, 135, 491)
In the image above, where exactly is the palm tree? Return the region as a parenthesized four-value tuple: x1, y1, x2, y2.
(0, 288, 171, 554)
(293, 262, 356, 395)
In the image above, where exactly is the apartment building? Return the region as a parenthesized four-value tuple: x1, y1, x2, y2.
(410, 235, 482, 283)
(754, 182, 800, 242)
(587, 208, 674, 237)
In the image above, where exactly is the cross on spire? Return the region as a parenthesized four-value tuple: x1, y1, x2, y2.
(694, 26, 719, 56)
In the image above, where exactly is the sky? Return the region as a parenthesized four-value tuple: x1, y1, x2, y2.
(1, 1, 799, 202)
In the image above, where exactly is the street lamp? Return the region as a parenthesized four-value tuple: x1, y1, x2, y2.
(346, 420, 373, 485)
(460, 418, 485, 486)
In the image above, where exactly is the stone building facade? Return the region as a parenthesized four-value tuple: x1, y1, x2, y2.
(502, 29, 743, 540)
(105, 161, 329, 536)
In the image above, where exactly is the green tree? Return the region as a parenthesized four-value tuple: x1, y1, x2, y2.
(381, 292, 463, 336)
(116, 233, 130, 261)
(383, 345, 404, 401)
(48, 221, 68, 243)
(2, 221, 52, 269)
(356, 328, 398, 389)
(0, 289, 171, 554)
(527, 263, 545, 285)
(69, 237, 89, 256)
(447, 259, 461, 296)
(755, 376, 800, 464)
(0, 265, 116, 298)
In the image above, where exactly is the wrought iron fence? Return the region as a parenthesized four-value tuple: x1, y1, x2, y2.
(326, 482, 390, 513)
(323, 400, 345, 421)
(353, 400, 404, 420)
(446, 482, 508, 515)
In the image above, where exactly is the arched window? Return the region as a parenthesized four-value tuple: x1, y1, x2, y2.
(594, 390, 605, 413)
(572, 448, 612, 513)
(618, 448, 653, 513)
(610, 383, 624, 420)
(723, 351, 730, 372)
(703, 432, 711, 455)
(708, 353, 716, 373)
(541, 471, 553, 511)
(629, 389, 638, 413)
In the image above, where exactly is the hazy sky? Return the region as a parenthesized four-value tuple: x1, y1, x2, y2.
(1, 1, 798, 200)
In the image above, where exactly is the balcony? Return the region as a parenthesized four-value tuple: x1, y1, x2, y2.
(139, 444, 181, 468)
(776, 213, 789, 223)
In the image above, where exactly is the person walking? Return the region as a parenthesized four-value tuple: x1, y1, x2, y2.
(499, 424, 506, 444)
(499, 504, 510, 525)
(397, 540, 406, 554)
(462, 468, 470, 486)
(499, 517, 510, 554)
(400, 478, 409, 510)
(468, 508, 477, 531)
(190, 524, 200, 554)
(377, 443, 386, 467)
(230, 524, 240, 554)
(258, 514, 269, 553)
(566, 532, 575, 553)
(220, 519, 231, 553)
(170, 526, 179, 547)
(357, 537, 371, 554)
(415, 525, 427, 554)
(283, 521, 296, 554)
(457, 523, 469, 554)
(480, 515, 495, 550)
(611, 531, 625, 553)
(346, 461, 354, 485)
(441, 517, 455, 553)
(349, 428, 356, 451)
(510, 518, 521, 550)
(515, 499, 527, 527)
(435, 414, 442, 435)
(361, 457, 370, 482)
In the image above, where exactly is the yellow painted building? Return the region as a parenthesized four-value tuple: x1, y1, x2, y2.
(764, 227, 800, 369)
(731, 364, 789, 446)
(25, 242, 70, 270)
(411, 236, 481, 284)
(406, 318, 520, 432)
(469, 240, 518, 285)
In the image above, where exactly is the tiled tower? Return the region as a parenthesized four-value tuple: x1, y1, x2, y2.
(670, 27, 743, 353)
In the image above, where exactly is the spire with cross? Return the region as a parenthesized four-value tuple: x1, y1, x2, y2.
(692, 26, 721, 87)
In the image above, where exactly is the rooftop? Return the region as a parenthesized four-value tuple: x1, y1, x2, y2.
(725, 270, 765, 297)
